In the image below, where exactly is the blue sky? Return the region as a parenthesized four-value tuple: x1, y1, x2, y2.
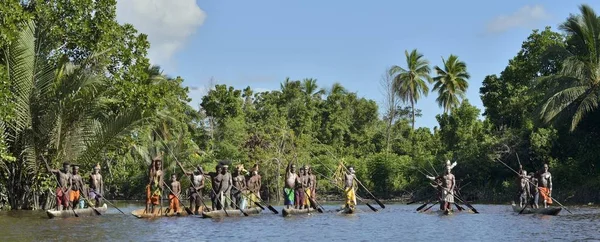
(117, 1, 593, 129)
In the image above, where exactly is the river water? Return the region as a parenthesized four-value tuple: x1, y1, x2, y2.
(1, 203, 599, 241)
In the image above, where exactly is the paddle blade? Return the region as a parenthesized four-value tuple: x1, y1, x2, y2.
(366, 202, 378, 212)
(241, 210, 249, 216)
(254, 202, 265, 210)
(374, 198, 385, 209)
(92, 207, 102, 215)
(317, 207, 324, 213)
(268, 205, 279, 214)
(416, 202, 428, 211)
(454, 203, 464, 211)
(185, 207, 194, 215)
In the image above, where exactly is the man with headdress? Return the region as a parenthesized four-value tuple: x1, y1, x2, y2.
(177, 161, 205, 214)
(45, 162, 72, 210)
(146, 156, 164, 214)
(426, 161, 456, 212)
(88, 163, 104, 208)
(70, 164, 85, 209)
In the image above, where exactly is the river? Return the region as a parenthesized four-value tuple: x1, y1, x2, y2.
(1, 203, 599, 241)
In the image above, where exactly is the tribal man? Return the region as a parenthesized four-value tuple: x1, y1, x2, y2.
(70, 164, 85, 209)
(218, 164, 233, 210)
(46, 162, 72, 211)
(344, 166, 357, 209)
(177, 161, 205, 214)
(295, 167, 306, 209)
(167, 174, 181, 214)
(284, 160, 297, 209)
(537, 163, 553, 208)
(89, 164, 104, 208)
(247, 165, 262, 207)
(427, 164, 456, 212)
(232, 164, 248, 209)
(146, 157, 164, 214)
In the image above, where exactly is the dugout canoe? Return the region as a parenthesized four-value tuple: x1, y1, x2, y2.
(282, 207, 316, 217)
(131, 207, 190, 218)
(46, 204, 108, 219)
(511, 204, 561, 216)
(201, 207, 263, 218)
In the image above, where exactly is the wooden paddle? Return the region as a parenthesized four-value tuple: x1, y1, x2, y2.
(249, 191, 279, 214)
(96, 195, 127, 215)
(422, 201, 439, 212)
(224, 194, 249, 216)
(162, 181, 193, 215)
(79, 195, 102, 215)
(416, 201, 430, 211)
(495, 157, 572, 214)
(304, 189, 324, 213)
(240, 192, 265, 210)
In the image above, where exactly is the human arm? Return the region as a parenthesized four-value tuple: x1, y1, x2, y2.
(100, 175, 104, 197)
(549, 174, 552, 196)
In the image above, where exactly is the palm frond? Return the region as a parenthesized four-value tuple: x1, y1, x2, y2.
(539, 85, 588, 123)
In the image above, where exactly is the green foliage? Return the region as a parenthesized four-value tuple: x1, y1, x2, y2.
(433, 55, 470, 113)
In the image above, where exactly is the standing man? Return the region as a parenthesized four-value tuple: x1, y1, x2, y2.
(295, 167, 306, 209)
(232, 164, 248, 209)
(146, 157, 164, 214)
(427, 164, 455, 212)
(46, 162, 72, 211)
(537, 163, 553, 208)
(70, 164, 85, 209)
(177, 161, 205, 214)
(210, 165, 223, 210)
(284, 160, 297, 209)
(344, 166, 357, 209)
(308, 167, 317, 201)
(168, 174, 181, 214)
(219, 164, 233, 210)
(247, 166, 262, 207)
(89, 163, 104, 208)
(518, 169, 531, 208)
(301, 165, 312, 209)
(529, 172, 539, 209)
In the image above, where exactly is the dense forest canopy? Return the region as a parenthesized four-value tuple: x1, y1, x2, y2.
(1, 1, 600, 210)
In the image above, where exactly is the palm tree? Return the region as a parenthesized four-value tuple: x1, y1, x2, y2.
(390, 49, 432, 130)
(302, 78, 325, 99)
(539, 4, 600, 131)
(1, 20, 151, 209)
(433, 55, 470, 113)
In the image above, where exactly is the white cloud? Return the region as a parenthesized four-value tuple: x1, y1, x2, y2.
(116, 0, 206, 71)
(487, 5, 550, 34)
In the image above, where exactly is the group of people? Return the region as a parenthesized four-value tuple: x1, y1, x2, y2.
(46, 162, 104, 211)
(283, 161, 319, 210)
(144, 156, 264, 215)
(517, 163, 553, 208)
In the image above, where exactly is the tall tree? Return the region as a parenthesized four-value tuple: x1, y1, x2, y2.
(539, 4, 600, 131)
(433, 55, 470, 113)
(380, 67, 400, 152)
(390, 49, 432, 130)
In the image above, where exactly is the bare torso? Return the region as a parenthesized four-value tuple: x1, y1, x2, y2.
(90, 173, 102, 190)
(285, 172, 297, 189)
(71, 174, 83, 191)
(539, 172, 551, 188)
(344, 173, 355, 189)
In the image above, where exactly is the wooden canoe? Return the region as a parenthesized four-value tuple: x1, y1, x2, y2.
(282, 207, 316, 217)
(46, 204, 108, 219)
(511, 204, 561, 215)
(131, 207, 190, 218)
(201, 207, 262, 218)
